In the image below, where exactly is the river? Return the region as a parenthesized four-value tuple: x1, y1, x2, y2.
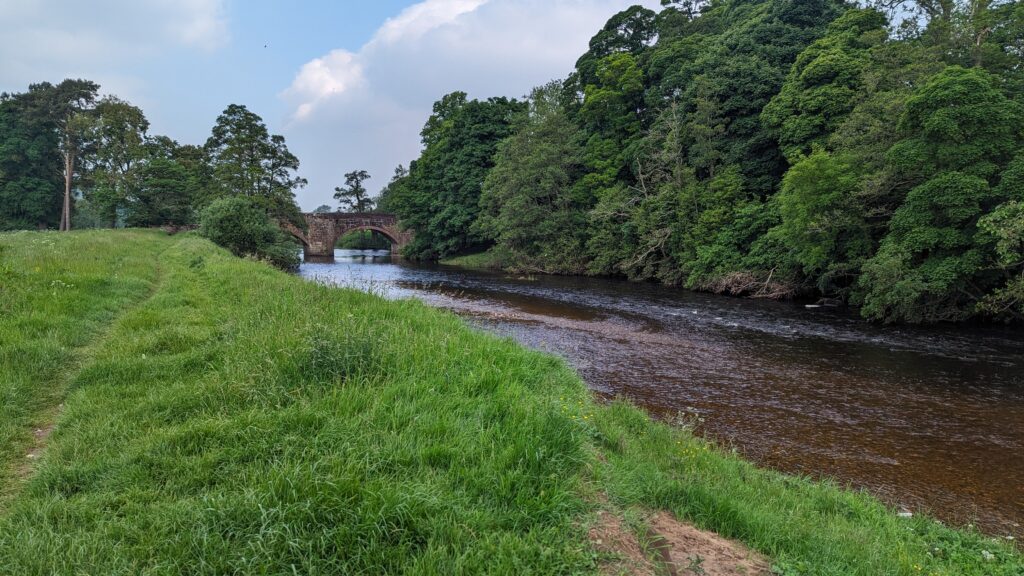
(301, 249, 1024, 539)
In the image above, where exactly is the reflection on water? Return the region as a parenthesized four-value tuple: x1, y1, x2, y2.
(303, 249, 1024, 538)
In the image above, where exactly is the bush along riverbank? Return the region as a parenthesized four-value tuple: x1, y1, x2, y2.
(0, 230, 1020, 574)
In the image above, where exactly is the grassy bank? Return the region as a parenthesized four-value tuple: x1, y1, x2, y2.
(440, 249, 509, 271)
(0, 230, 1019, 575)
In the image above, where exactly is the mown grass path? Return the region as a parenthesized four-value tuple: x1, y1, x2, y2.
(4, 252, 166, 504)
(0, 231, 167, 505)
(0, 230, 1020, 575)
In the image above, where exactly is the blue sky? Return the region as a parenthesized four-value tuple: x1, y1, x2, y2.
(1, 0, 659, 210)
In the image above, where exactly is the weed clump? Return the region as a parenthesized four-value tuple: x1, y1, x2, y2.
(301, 329, 385, 387)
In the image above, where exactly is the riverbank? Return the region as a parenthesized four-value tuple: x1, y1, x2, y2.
(441, 249, 509, 271)
(1, 230, 1020, 574)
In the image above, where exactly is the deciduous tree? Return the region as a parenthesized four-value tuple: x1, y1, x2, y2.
(334, 170, 374, 213)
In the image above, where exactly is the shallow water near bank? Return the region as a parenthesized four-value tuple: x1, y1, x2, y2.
(301, 249, 1024, 538)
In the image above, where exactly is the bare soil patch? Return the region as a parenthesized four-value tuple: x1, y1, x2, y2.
(590, 507, 771, 576)
(647, 512, 771, 576)
(590, 509, 657, 576)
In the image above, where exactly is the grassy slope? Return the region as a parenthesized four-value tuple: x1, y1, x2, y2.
(0, 230, 1019, 575)
(440, 250, 508, 271)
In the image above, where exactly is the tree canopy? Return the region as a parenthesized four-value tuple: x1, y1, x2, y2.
(334, 170, 374, 213)
(388, 0, 1024, 323)
(5, 0, 1023, 323)
(0, 91, 306, 238)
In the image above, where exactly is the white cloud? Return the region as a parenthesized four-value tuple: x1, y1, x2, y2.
(372, 0, 489, 45)
(284, 50, 366, 120)
(283, 0, 660, 210)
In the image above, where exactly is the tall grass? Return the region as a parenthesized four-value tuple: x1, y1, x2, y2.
(0, 230, 1019, 575)
(0, 231, 164, 501)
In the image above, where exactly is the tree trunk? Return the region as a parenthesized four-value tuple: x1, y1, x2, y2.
(61, 152, 74, 231)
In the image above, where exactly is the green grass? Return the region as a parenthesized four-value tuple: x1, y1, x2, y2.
(0, 230, 1020, 575)
(440, 249, 509, 270)
(0, 230, 166, 501)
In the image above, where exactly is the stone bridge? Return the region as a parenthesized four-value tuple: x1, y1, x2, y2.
(284, 213, 413, 262)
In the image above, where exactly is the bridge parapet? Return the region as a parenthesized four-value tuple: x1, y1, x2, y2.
(285, 213, 413, 262)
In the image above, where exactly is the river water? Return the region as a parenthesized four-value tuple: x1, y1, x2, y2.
(301, 249, 1024, 538)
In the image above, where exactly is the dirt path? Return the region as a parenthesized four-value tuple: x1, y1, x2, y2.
(590, 505, 771, 576)
(1, 248, 169, 509)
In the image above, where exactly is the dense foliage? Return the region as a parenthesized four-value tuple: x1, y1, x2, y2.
(382, 92, 525, 259)
(205, 104, 306, 226)
(388, 0, 1024, 323)
(198, 196, 301, 272)
(0, 87, 307, 249)
(0, 80, 93, 230)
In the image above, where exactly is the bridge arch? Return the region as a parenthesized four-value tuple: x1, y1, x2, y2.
(345, 225, 402, 247)
(286, 213, 413, 263)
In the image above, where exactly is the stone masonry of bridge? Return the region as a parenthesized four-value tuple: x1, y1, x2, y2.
(284, 213, 413, 262)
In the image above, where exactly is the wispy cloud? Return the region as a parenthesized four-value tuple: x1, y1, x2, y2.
(285, 50, 366, 120)
(373, 0, 489, 46)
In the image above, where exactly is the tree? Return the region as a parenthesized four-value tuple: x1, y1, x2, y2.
(661, 0, 711, 20)
(976, 155, 1024, 319)
(771, 150, 872, 294)
(334, 170, 374, 213)
(375, 1, 1024, 323)
(684, 0, 845, 195)
(204, 104, 306, 224)
(855, 66, 1023, 322)
(685, 77, 727, 180)
(51, 80, 100, 231)
(762, 8, 889, 162)
(572, 5, 658, 90)
(0, 85, 63, 229)
(476, 81, 587, 272)
(614, 101, 697, 284)
(170, 143, 217, 209)
(375, 165, 409, 214)
(885, 66, 1021, 186)
(389, 93, 525, 259)
(580, 53, 647, 141)
(85, 96, 150, 227)
(856, 172, 995, 322)
(0, 80, 100, 231)
(126, 157, 193, 227)
(313, 204, 333, 214)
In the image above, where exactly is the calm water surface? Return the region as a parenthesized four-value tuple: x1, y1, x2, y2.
(301, 249, 1024, 538)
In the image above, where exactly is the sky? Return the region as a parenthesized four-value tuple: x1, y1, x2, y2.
(0, 0, 661, 210)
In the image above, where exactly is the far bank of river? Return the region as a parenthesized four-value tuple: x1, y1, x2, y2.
(301, 249, 1024, 539)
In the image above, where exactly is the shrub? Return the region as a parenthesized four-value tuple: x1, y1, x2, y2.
(198, 196, 300, 271)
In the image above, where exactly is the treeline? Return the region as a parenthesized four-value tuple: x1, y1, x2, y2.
(0, 82, 307, 267)
(383, 0, 1024, 324)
